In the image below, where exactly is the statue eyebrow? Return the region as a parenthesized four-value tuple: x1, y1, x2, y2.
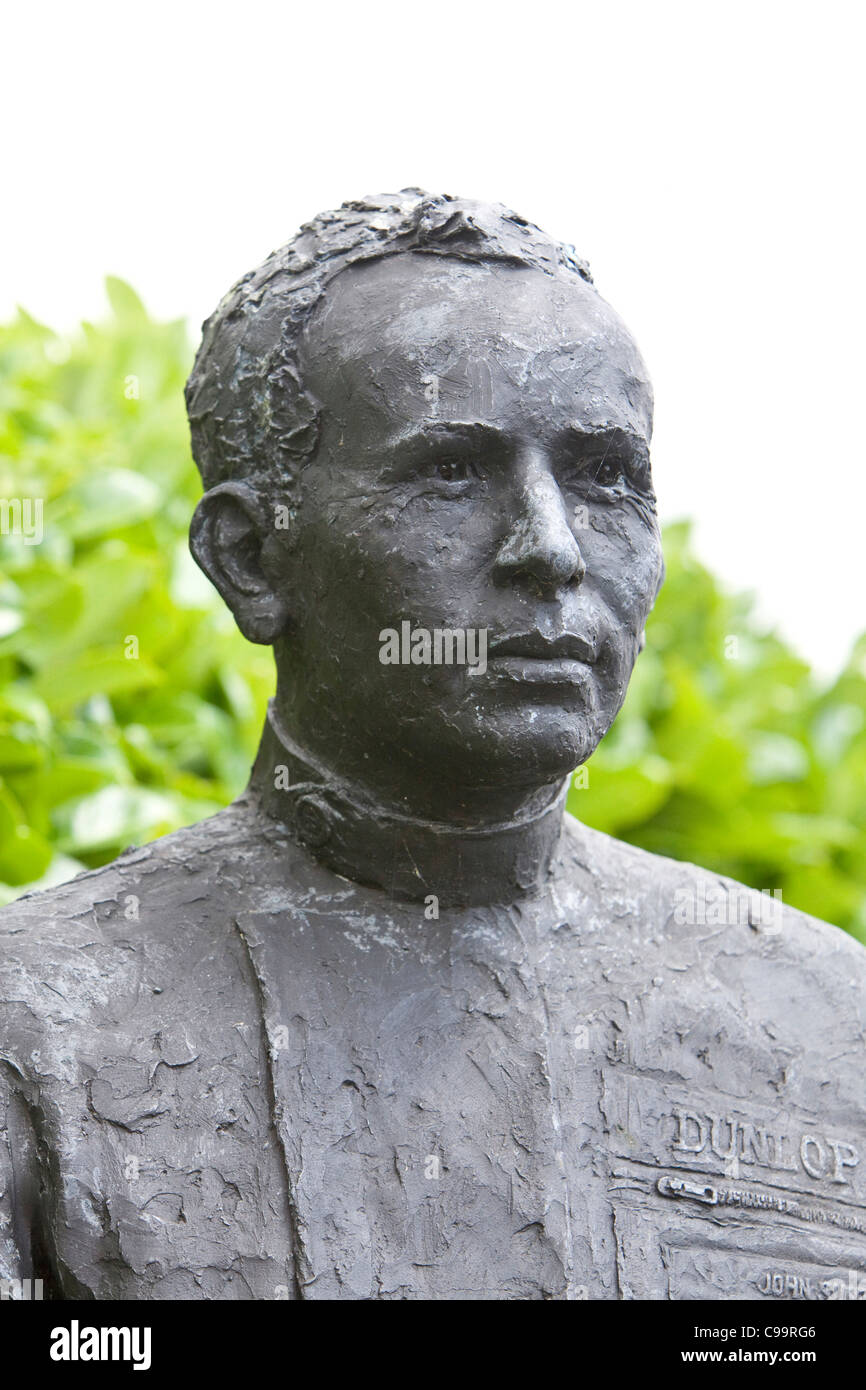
(556, 424, 647, 454)
(377, 422, 648, 481)
(393, 421, 508, 447)
(379, 421, 509, 478)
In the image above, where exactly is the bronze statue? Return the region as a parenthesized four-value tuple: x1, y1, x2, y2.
(1, 192, 864, 1300)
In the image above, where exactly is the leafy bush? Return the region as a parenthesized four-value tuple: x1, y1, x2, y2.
(1, 284, 864, 941)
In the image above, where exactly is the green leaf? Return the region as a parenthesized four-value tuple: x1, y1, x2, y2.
(104, 276, 148, 322)
(54, 785, 182, 855)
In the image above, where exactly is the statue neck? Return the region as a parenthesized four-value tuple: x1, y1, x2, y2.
(248, 702, 568, 908)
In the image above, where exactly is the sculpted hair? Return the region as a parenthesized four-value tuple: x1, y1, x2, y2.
(184, 190, 596, 504)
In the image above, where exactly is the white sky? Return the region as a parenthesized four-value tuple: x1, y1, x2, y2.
(3, 1, 863, 676)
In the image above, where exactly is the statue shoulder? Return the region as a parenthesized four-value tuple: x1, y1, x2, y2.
(0, 801, 264, 1062)
(561, 811, 866, 985)
(560, 815, 865, 1113)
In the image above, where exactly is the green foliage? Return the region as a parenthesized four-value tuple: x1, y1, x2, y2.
(1, 285, 864, 941)
(0, 285, 274, 897)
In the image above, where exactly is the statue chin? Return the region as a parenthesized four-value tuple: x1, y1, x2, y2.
(453, 715, 606, 790)
(423, 694, 615, 790)
(332, 703, 609, 815)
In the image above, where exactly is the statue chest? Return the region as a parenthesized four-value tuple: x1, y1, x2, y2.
(45, 897, 866, 1301)
(234, 901, 866, 1300)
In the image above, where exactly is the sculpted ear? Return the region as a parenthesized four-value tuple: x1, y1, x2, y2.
(189, 482, 290, 644)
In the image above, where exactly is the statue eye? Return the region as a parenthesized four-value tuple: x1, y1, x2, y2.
(406, 449, 482, 493)
(558, 432, 652, 499)
(435, 456, 470, 482)
(424, 455, 474, 484)
(593, 457, 625, 489)
(583, 452, 652, 496)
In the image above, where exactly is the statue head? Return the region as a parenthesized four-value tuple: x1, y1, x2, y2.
(187, 191, 663, 823)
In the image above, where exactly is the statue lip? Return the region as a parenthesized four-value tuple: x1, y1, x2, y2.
(487, 631, 598, 664)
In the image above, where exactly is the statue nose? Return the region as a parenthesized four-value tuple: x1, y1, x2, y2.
(493, 462, 586, 595)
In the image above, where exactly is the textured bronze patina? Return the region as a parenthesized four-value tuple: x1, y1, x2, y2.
(1, 192, 864, 1300)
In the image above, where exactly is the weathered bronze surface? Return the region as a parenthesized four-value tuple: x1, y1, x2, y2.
(1, 192, 864, 1300)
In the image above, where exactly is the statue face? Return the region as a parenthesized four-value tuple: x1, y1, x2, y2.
(275, 253, 662, 814)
